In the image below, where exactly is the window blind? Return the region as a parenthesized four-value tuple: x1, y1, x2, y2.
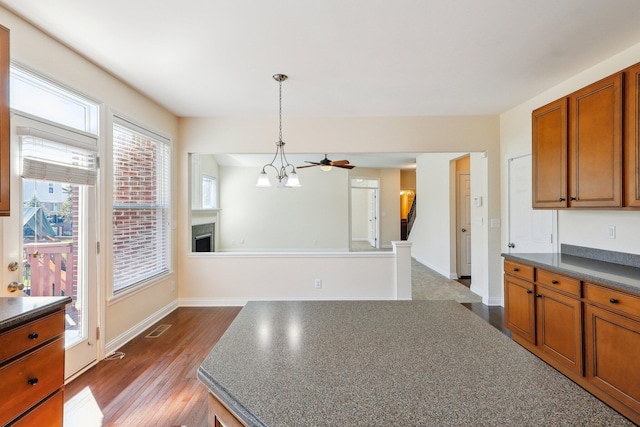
(112, 119, 171, 293)
(19, 120, 98, 186)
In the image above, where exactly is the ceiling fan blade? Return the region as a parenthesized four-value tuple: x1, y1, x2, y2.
(335, 164, 356, 169)
(296, 164, 319, 169)
(304, 161, 321, 165)
(330, 160, 350, 166)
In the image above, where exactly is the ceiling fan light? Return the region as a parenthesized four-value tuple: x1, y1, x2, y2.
(256, 172, 272, 187)
(286, 172, 301, 187)
(320, 165, 332, 172)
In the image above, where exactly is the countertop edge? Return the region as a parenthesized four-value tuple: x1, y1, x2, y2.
(197, 365, 268, 427)
(0, 296, 72, 333)
(502, 253, 640, 295)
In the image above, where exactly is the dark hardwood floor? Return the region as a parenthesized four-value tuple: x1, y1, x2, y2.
(64, 302, 508, 426)
(64, 307, 241, 427)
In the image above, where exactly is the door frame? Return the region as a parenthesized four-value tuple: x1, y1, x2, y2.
(349, 177, 380, 251)
(505, 151, 559, 254)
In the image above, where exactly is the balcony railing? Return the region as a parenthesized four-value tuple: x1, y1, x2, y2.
(23, 241, 73, 297)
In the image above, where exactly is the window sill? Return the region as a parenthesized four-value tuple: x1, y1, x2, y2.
(107, 271, 173, 306)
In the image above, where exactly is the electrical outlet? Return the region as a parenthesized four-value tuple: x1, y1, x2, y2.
(314, 279, 322, 289)
(608, 225, 616, 239)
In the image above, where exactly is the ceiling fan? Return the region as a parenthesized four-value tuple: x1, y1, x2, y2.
(297, 154, 356, 171)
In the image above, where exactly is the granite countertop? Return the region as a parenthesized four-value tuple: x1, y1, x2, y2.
(198, 300, 632, 426)
(502, 252, 640, 295)
(0, 296, 71, 333)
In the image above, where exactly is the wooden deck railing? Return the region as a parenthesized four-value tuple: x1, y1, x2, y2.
(24, 242, 73, 297)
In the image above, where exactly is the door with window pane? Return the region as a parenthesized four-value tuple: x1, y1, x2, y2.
(4, 115, 99, 379)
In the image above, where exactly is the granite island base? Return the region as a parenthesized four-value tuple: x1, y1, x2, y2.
(198, 300, 632, 426)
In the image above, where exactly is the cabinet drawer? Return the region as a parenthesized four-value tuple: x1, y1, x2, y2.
(504, 260, 535, 281)
(537, 269, 581, 297)
(585, 283, 640, 318)
(0, 338, 64, 426)
(10, 389, 63, 427)
(0, 310, 65, 364)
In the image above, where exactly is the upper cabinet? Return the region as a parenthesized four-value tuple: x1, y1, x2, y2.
(626, 63, 640, 207)
(569, 73, 623, 208)
(532, 98, 568, 208)
(0, 25, 9, 216)
(532, 63, 640, 209)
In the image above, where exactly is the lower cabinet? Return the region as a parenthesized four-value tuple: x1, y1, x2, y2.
(208, 393, 247, 427)
(504, 269, 582, 375)
(504, 259, 640, 425)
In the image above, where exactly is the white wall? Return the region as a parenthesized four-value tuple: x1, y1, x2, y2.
(0, 8, 179, 348)
(500, 41, 640, 259)
(218, 166, 349, 251)
(351, 188, 369, 240)
(178, 116, 501, 303)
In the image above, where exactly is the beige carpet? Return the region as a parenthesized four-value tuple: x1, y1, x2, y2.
(412, 259, 482, 303)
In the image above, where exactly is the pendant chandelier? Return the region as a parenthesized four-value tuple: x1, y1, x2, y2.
(256, 74, 301, 188)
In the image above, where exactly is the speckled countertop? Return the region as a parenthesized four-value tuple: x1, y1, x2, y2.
(502, 252, 640, 295)
(198, 300, 632, 426)
(0, 296, 71, 333)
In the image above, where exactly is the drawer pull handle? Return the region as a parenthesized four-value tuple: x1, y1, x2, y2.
(28, 332, 39, 340)
(27, 378, 38, 386)
(526, 290, 533, 294)
(551, 280, 558, 285)
(513, 268, 519, 272)
(609, 298, 618, 304)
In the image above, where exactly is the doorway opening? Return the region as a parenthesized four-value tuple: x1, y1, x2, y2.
(455, 155, 471, 285)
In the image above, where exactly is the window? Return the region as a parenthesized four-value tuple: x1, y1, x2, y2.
(48, 183, 54, 194)
(112, 116, 171, 293)
(202, 175, 217, 209)
(10, 64, 99, 135)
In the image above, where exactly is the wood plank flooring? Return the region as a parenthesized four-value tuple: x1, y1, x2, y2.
(64, 307, 241, 427)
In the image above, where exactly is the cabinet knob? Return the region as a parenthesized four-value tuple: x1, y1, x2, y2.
(570, 197, 577, 201)
(551, 280, 559, 285)
(507, 243, 515, 248)
(513, 268, 519, 272)
(559, 197, 565, 202)
(535, 294, 542, 298)
(27, 378, 39, 386)
(609, 298, 618, 304)
(526, 290, 533, 294)
(28, 332, 39, 340)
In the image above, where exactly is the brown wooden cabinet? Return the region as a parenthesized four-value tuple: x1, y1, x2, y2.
(569, 73, 623, 207)
(626, 62, 640, 207)
(0, 24, 10, 216)
(504, 263, 583, 374)
(532, 98, 568, 208)
(584, 282, 640, 417)
(0, 309, 65, 426)
(504, 258, 640, 424)
(208, 393, 247, 427)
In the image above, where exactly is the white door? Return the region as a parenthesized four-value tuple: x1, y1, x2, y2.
(2, 115, 99, 379)
(457, 173, 471, 277)
(507, 154, 556, 253)
(367, 188, 379, 248)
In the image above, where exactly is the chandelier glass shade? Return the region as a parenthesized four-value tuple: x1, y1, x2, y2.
(256, 74, 301, 188)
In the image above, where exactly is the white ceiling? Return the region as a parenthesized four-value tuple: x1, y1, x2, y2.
(214, 153, 421, 169)
(2, 0, 640, 118)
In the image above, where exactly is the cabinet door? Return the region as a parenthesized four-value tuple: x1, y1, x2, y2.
(569, 73, 623, 207)
(532, 98, 568, 208)
(626, 63, 640, 207)
(535, 286, 583, 375)
(0, 25, 9, 216)
(585, 304, 640, 414)
(504, 274, 535, 344)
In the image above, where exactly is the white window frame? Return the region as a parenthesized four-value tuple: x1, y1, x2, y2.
(109, 114, 172, 297)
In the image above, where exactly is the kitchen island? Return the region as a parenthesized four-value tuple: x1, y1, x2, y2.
(198, 300, 632, 426)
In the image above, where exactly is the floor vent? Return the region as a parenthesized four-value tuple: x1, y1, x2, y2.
(145, 324, 171, 338)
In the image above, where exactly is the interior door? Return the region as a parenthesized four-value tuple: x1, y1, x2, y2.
(457, 173, 471, 277)
(367, 188, 378, 248)
(507, 154, 555, 253)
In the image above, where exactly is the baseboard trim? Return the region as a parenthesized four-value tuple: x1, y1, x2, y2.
(104, 299, 179, 356)
(179, 296, 394, 307)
